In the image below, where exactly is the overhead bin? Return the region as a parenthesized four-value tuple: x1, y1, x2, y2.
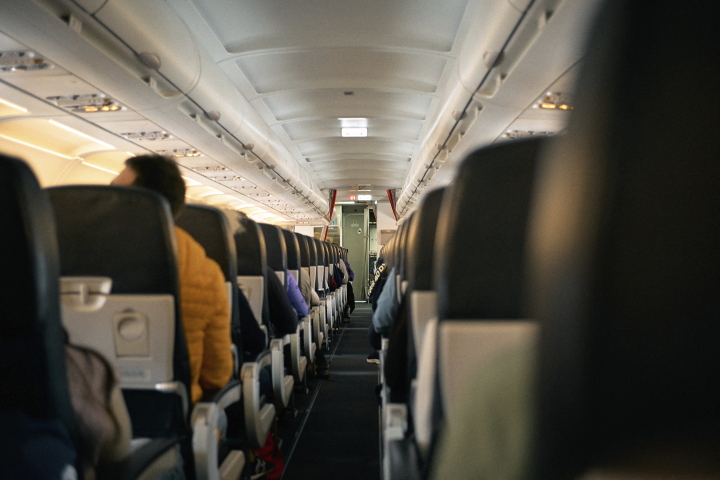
(90, 0, 201, 94)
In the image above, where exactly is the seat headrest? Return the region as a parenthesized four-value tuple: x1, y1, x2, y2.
(305, 235, 317, 265)
(313, 238, 325, 264)
(295, 233, 311, 267)
(0, 155, 77, 437)
(281, 229, 301, 271)
(176, 205, 237, 282)
(407, 188, 445, 292)
(259, 223, 287, 273)
(48, 186, 179, 296)
(234, 215, 266, 277)
(435, 138, 542, 321)
(528, 0, 720, 475)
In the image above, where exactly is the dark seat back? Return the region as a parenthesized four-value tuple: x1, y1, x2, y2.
(527, 0, 720, 476)
(176, 205, 242, 354)
(259, 224, 287, 288)
(48, 185, 190, 438)
(435, 138, 543, 321)
(234, 215, 269, 328)
(281, 229, 301, 284)
(0, 155, 78, 445)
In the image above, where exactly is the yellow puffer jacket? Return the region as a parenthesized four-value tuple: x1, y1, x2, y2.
(175, 226, 233, 404)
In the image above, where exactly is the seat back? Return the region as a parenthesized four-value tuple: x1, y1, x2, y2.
(305, 235, 318, 295)
(234, 215, 268, 328)
(281, 229, 301, 285)
(259, 223, 287, 288)
(527, 0, 720, 476)
(176, 205, 242, 353)
(313, 238, 325, 296)
(415, 139, 542, 454)
(0, 155, 78, 445)
(48, 185, 190, 437)
(406, 188, 445, 367)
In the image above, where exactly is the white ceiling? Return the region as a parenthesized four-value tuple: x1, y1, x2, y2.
(173, 0, 473, 195)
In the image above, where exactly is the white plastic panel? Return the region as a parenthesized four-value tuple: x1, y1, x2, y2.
(61, 291, 176, 388)
(438, 320, 538, 419)
(410, 290, 437, 357)
(237, 275, 264, 325)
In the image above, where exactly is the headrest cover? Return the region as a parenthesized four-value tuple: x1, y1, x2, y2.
(434, 138, 542, 321)
(313, 238, 325, 263)
(259, 224, 287, 273)
(281, 229, 301, 271)
(234, 215, 266, 277)
(528, 0, 720, 476)
(407, 188, 445, 292)
(176, 205, 237, 282)
(48, 186, 179, 296)
(296, 233, 311, 267)
(0, 156, 76, 434)
(306, 235, 317, 265)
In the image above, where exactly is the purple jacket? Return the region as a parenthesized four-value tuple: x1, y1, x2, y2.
(344, 259, 355, 282)
(287, 271, 309, 318)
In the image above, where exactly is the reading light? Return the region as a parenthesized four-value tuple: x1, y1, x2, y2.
(342, 127, 367, 137)
(540, 102, 556, 109)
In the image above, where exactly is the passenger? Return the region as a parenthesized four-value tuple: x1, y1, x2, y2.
(366, 258, 394, 364)
(266, 271, 299, 337)
(111, 155, 233, 404)
(341, 256, 355, 321)
(299, 267, 321, 310)
(65, 342, 132, 479)
(286, 272, 308, 319)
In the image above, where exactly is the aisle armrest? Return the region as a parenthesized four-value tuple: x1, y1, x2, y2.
(97, 437, 183, 480)
(303, 317, 315, 365)
(191, 380, 244, 480)
(270, 338, 295, 410)
(290, 322, 307, 383)
(241, 351, 276, 448)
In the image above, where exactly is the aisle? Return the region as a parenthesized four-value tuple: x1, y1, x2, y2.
(281, 303, 380, 480)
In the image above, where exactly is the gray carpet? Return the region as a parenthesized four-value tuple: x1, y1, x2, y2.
(280, 303, 380, 480)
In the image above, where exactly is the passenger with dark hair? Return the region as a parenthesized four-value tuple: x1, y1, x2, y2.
(266, 271, 299, 337)
(112, 155, 233, 404)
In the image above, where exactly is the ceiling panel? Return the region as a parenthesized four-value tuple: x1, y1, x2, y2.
(310, 159, 410, 173)
(282, 118, 423, 143)
(297, 138, 415, 157)
(190, 0, 469, 53)
(263, 89, 433, 122)
(236, 50, 447, 94)
(303, 152, 411, 163)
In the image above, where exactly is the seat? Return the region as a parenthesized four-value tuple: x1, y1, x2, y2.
(524, 0, 720, 477)
(294, 233, 317, 366)
(313, 238, 330, 350)
(394, 138, 543, 480)
(255, 223, 295, 412)
(305, 236, 325, 351)
(0, 165, 183, 480)
(280, 228, 310, 390)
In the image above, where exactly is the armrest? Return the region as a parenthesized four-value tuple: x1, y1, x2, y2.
(259, 325, 269, 348)
(96, 437, 182, 480)
(290, 322, 307, 384)
(270, 339, 295, 410)
(240, 351, 275, 449)
(231, 344, 240, 379)
(303, 317, 315, 364)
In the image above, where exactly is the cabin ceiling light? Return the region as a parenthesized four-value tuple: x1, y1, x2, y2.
(0, 97, 28, 114)
(82, 162, 118, 175)
(198, 187, 223, 197)
(342, 127, 367, 137)
(358, 195, 372, 201)
(182, 176, 202, 186)
(49, 120, 115, 150)
(0, 133, 73, 159)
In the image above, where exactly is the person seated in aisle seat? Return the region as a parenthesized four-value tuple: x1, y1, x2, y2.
(266, 270, 299, 337)
(299, 269, 321, 310)
(111, 155, 233, 404)
(366, 257, 393, 364)
(286, 272, 308, 320)
(65, 339, 133, 478)
(337, 255, 352, 322)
